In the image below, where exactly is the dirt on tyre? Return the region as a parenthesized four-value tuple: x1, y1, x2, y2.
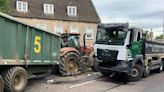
(126, 64, 143, 82)
(156, 61, 163, 73)
(59, 52, 81, 76)
(88, 51, 96, 71)
(143, 63, 151, 78)
(3, 67, 28, 92)
(0, 76, 4, 92)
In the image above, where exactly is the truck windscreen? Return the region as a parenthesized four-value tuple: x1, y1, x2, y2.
(96, 28, 127, 45)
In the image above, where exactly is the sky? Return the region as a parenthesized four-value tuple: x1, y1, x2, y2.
(92, 0, 164, 36)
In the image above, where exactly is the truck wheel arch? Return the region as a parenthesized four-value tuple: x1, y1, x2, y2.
(132, 54, 144, 66)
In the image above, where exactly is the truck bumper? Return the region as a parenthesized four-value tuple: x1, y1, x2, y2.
(96, 58, 131, 74)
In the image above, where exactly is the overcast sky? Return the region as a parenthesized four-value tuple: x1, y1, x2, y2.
(92, 0, 164, 36)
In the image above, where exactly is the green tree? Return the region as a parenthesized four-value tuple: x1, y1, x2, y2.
(155, 34, 163, 40)
(0, 0, 9, 13)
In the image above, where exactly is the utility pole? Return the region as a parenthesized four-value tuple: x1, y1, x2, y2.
(163, 16, 164, 43)
(151, 29, 153, 41)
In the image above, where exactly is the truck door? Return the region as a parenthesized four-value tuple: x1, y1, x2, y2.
(129, 29, 143, 58)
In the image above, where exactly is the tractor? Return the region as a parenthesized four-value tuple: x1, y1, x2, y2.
(59, 32, 94, 76)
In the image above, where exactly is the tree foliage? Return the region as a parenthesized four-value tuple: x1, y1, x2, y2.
(0, 0, 9, 13)
(155, 34, 163, 40)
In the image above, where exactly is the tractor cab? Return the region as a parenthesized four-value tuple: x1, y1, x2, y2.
(61, 33, 81, 52)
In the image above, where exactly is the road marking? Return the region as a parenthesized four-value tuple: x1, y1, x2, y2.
(69, 77, 108, 88)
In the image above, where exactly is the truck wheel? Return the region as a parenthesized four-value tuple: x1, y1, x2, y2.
(156, 61, 163, 73)
(127, 64, 142, 81)
(59, 52, 81, 76)
(143, 63, 151, 77)
(3, 67, 28, 92)
(100, 70, 112, 77)
(0, 76, 4, 92)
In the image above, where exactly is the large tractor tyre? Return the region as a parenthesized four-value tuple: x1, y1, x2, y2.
(0, 76, 4, 92)
(59, 52, 81, 76)
(88, 52, 96, 71)
(126, 64, 143, 82)
(3, 67, 28, 92)
(156, 61, 163, 73)
(100, 70, 113, 77)
(143, 63, 151, 78)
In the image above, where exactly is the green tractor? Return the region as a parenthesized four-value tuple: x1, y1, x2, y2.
(59, 33, 94, 76)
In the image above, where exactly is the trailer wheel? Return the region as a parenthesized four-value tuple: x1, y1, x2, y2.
(59, 52, 81, 76)
(127, 64, 142, 81)
(0, 76, 4, 92)
(143, 63, 151, 77)
(3, 67, 28, 92)
(156, 61, 163, 73)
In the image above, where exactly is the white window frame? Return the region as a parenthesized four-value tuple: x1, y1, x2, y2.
(44, 4, 54, 14)
(16, 1, 28, 12)
(70, 25, 78, 33)
(55, 25, 63, 33)
(86, 27, 94, 39)
(67, 6, 77, 16)
(37, 24, 47, 30)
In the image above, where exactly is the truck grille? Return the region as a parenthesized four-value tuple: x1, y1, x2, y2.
(97, 49, 118, 61)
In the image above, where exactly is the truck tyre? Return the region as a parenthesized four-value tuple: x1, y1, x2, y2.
(143, 63, 151, 77)
(3, 67, 28, 92)
(59, 52, 81, 76)
(0, 76, 4, 92)
(100, 70, 112, 77)
(127, 64, 142, 81)
(156, 61, 163, 73)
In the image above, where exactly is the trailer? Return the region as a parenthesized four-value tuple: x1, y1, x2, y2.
(0, 12, 60, 92)
(94, 23, 164, 81)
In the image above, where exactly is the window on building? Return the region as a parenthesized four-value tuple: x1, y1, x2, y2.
(44, 4, 54, 14)
(16, 1, 28, 12)
(37, 24, 47, 30)
(67, 6, 77, 16)
(55, 25, 63, 33)
(70, 25, 78, 33)
(86, 27, 94, 39)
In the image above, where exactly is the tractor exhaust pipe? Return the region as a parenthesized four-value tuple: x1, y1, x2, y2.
(83, 33, 86, 55)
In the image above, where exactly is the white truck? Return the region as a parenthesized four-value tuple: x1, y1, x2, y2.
(94, 23, 164, 81)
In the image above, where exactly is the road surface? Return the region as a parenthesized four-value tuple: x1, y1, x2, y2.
(25, 71, 164, 92)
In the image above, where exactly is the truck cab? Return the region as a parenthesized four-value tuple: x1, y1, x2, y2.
(94, 23, 155, 81)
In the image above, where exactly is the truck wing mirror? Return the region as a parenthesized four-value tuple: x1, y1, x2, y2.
(126, 44, 131, 48)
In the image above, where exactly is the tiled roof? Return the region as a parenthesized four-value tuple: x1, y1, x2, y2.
(8, 0, 100, 23)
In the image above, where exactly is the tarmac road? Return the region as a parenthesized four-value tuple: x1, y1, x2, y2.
(25, 71, 164, 92)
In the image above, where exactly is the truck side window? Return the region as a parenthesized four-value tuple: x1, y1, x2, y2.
(137, 32, 141, 41)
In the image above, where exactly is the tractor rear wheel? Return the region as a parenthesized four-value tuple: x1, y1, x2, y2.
(0, 76, 4, 92)
(59, 52, 81, 76)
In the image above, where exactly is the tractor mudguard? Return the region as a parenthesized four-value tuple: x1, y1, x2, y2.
(60, 47, 80, 57)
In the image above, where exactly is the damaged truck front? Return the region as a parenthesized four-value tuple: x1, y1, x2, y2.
(94, 23, 164, 81)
